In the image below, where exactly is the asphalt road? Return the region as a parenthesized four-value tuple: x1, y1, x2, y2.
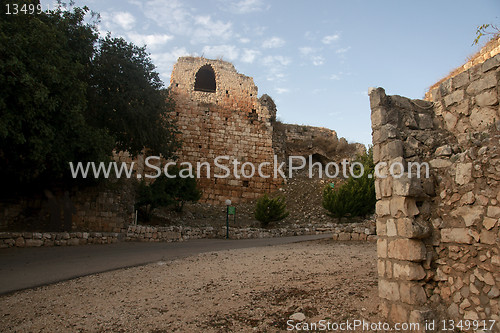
(0, 234, 331, 295)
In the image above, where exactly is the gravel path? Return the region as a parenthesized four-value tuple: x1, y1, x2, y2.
(0, 239, 380, 332)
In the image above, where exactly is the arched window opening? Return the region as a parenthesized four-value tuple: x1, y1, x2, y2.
(194, 65, 216, 92)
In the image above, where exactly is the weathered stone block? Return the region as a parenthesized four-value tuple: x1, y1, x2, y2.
(429, 158, 452, 168)
(487, 206, 500, 218)
(373, 124, 398, 144)
(460, 191, 475, 205)
(15, 237, 25, 247)
(390, 197, 419, 218)
(379, 279, 400, 301)
(392, 175, 423, 197)
(466, 72, 497, 95)
(443, 111, 458, 130)
(338, 232, 351, 241)
(455, 163, 473, 185)
(371, 107, 388, 128)
(381, 140, 404, 161)
(483, 217, 498, 230)
(376, 219, 387, 236)
(393, 262, 426, 280)
(417, 113, 433, 129)
(67, 238, 80, 246)
(387, 219, 397, 237)
(435, 145, 452, 157)
(439, 78, 452, 96)
(400, 282, 427, 305)
(488, 286, 500, 298)
(369, 87, 387, 109)
(378, 238, 388, 258)
(25, 239, 43, 247)
(375, 177, 393, 199)
(452, 70, 470, 88)
(451, 205, 484, 226)
(480, 230, 497, 245)
(373, 144, 381, 163)
(378, 259, 385, 277)
(396, 218, 430, 239)
(475, 89, 497, 106)
(482, 55, 500, 72)
(376, 200, 391, 217)
(441, 228, 473, 244)
(470, 106, 498, 131)
(491, 255, 500, 266)
(388, 239, 426, 262)
(389, 303, 409, 323)
(444, 89, 464, 107)
(450, 99, 470, 116)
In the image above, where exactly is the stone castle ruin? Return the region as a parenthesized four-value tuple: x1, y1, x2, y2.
(168, 57, 348, 205)
(371, 38, 500, 329)
(168, 57, 282, 204)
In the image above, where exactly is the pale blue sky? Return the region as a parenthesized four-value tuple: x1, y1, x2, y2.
(43, 0, 499, 145)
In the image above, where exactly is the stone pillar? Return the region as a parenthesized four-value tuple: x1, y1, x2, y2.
(370, 88, 432, 325)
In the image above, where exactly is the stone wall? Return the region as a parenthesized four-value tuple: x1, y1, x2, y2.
(0, 181, 134, 233)
(169, 57, 282, 204)
(0, 221, 376, 248)
(272, 122, 365, 168)
(370, 54, 500, 329)
(427, 36, 500, 100)
(0, 231, 124, 248)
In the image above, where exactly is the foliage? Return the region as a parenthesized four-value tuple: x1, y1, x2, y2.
(0, 3, 109, 193)
(87, 35, 179, 158)
(254, 194, 289, 227)
(135, 165, 202, 219)
(322, 148, 376, 219)
(473, 23, 500, 46)
(0, 2, 179, 197)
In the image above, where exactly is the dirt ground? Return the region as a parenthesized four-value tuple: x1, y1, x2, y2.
(0, 239, 381, 332)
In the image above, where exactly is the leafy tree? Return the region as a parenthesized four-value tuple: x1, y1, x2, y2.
(0, 2, 179, 197)
(87, 35, 179, 158)
(0, 2, 112, 195)
(322, 148, 376, 219)
(254, 194, 289, 227)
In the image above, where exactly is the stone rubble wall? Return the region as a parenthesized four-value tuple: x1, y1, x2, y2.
(0, 231, 124, 248)
(370, 53, 500, 329)
(283, 124, 338, 145)
(0, 222, 376, 248)
(0, 182, 134, 233)
(169, 57, 283, 205)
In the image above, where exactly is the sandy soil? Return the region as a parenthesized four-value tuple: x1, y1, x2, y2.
(0, 240, 381, 332)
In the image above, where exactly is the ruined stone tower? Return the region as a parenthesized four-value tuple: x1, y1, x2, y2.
(169, 57, 282, 204)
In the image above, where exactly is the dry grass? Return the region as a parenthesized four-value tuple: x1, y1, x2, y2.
(427, 35, 500, 96)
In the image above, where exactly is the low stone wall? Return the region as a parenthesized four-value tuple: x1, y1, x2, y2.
(0, 231, 124, 248)
(0, 181, 135, 233)
(0, 221, 376, 248)
(126, 222, 377, 242)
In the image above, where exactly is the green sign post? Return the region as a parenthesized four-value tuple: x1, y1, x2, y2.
(225, 200, 236, 239)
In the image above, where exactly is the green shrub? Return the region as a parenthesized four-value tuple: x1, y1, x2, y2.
(322, 148, 376, 219)
(254, 194, 289, 227)
(135, 165, 202, 220)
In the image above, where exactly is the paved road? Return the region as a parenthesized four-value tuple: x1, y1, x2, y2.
(0, 234, 331, 295)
